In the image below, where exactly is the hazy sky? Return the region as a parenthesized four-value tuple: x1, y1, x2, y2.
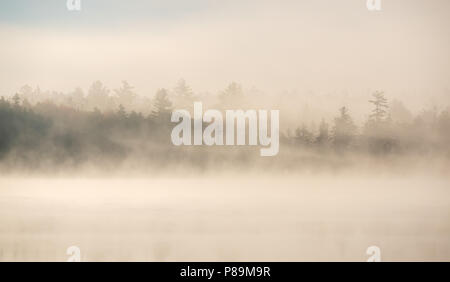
(0, 0, 449, 107)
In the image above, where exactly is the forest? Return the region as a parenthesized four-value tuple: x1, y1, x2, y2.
(1, 80, 449, 174)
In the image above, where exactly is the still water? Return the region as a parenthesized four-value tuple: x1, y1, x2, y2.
(0, 176, 449, 261)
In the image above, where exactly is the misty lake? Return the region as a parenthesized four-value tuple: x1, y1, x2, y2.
(0, 176, 449, 261)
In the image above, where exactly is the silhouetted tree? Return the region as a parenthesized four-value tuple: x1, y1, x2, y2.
(332, 106, 357, 150)
(114, 81, 136, 111)
(87, 81, 111, 111)
(369, 91, 388, 122)
(295, 124, 313, 146)
(365, 93, 396, 154)
(68, 87, 86, 110)
(151, 88, 172, 121)
(218, 82, 244, 108)
(173, 79, 195, 109)
(12, 93, 20, 107)
(18, 85, 33, 103)
(316, 119, 329, 145)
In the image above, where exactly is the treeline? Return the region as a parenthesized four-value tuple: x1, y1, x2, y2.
(0, 90, 176, 172)
(1, 81, 450, 172)
(284, 91, 450, 156)
(10, 80, 202, 114)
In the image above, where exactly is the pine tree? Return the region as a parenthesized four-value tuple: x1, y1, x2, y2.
(87, 81, 110, 111)
(218, 82, 244, 108)
(369, 91, 388, 122)
(151, 89, 172, 121)
(173, 79, 195, 110)
(365, 92, 395, 154)
(12, 93, 20, 107)
(114, 81, 136, 110)
(332, 106, 357, 150)
(316, 119, 329, 145)
(295, 124, 313, 146)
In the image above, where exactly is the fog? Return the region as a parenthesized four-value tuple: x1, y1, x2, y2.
(1, 0, 450, 262)
(1, 0, 450, 109)
(1, 176, 449, 261)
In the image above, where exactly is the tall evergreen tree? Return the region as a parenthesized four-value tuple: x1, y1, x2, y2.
(173, 79, 195, 110)
(114, 81, 136, 110)
(369, 91, 389, 122)
(295, 124, 313, 146)
(332, 106, 357, 150)
(87, 81, 111, 111)
(316, 119, 330, 145)
(151, 88, 172, 121)
(218, 82, 244, 108)
(365, 92, 396, 154)
(12, 93, 20, 107)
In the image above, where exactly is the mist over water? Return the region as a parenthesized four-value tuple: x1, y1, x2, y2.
(1, 176, 449, 261)
(1, 0, 450, 262)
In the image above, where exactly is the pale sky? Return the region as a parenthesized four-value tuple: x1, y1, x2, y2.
(0, 0, 449, 109)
